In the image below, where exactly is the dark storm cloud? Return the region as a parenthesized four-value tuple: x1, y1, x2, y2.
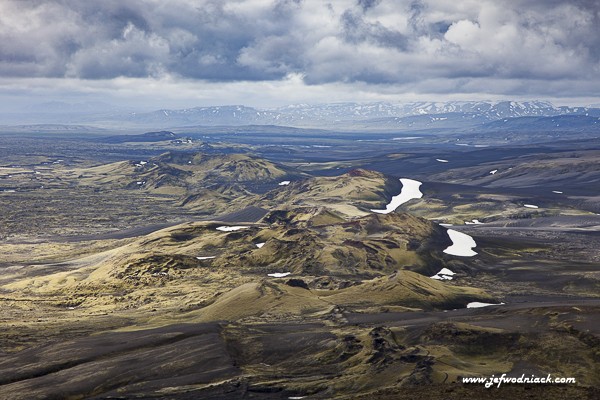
(357, 0, 382, 12)
(0, 0, 599, 97)
(407, 0, 425, 31)
(340, 10, 409, 50)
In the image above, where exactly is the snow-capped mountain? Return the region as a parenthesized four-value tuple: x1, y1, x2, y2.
(271, 100, 569, 122)
(118, 101, 592, 128)
(123, 105, 280, 126)
(5, 100, 598, 130)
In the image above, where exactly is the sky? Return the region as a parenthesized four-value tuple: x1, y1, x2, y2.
(1, 0, 599, 111)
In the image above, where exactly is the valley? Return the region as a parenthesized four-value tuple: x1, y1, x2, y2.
(0, 124, 598, 399)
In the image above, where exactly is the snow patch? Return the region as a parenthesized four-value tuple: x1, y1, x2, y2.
(436, 159, 449, 163)
(371, 178, 423, 214)
(196, 256, 216, 260)
(437, 267, 455, 276)
(431, 268, 455, 280)
(267, 272, 291, 278)
(278, 181, 291, 186)
(465, 219, 483, 225)
(467, 302, 505, 309)
(490, 169, 498, 175)
(216, 226, 248, 232)
(443, 229, 478, 257)
(256, 242, 265, 248)
(552, 191, 563, 194)
(524, 204, 539, 209)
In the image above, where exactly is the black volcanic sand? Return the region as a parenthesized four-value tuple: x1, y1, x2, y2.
(348, 385, 600, 400)
(344, 297, 600, 330)
(54, 205, 269, 243)
(1, 312, 599, 399)
(0, 323, 239, 399)
(449, 227, 600, 300)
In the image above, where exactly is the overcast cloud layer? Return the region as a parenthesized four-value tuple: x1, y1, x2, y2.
(1, 0, 599, 109)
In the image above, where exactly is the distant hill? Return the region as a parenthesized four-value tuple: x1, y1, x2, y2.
(5, 100, 600, 132)
(479, 115, 600, 132)
(0, 124, 107, 134)
(99, 130, 179, 143)
(106, 101, 599, 130)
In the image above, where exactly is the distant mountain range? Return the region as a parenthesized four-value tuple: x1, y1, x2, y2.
(118, 101, 598, 129)
(2, 100, 600, 132)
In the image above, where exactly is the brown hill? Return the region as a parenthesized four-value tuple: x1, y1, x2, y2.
(2, 210, 487, 319)
(262, 169, 400, 218)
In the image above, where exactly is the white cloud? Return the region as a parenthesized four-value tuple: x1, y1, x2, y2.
(444, 20, 480, 47)
(0, 0, 599, 107)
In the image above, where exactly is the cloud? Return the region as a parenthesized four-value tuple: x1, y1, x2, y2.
(0, 0, 599, 102)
